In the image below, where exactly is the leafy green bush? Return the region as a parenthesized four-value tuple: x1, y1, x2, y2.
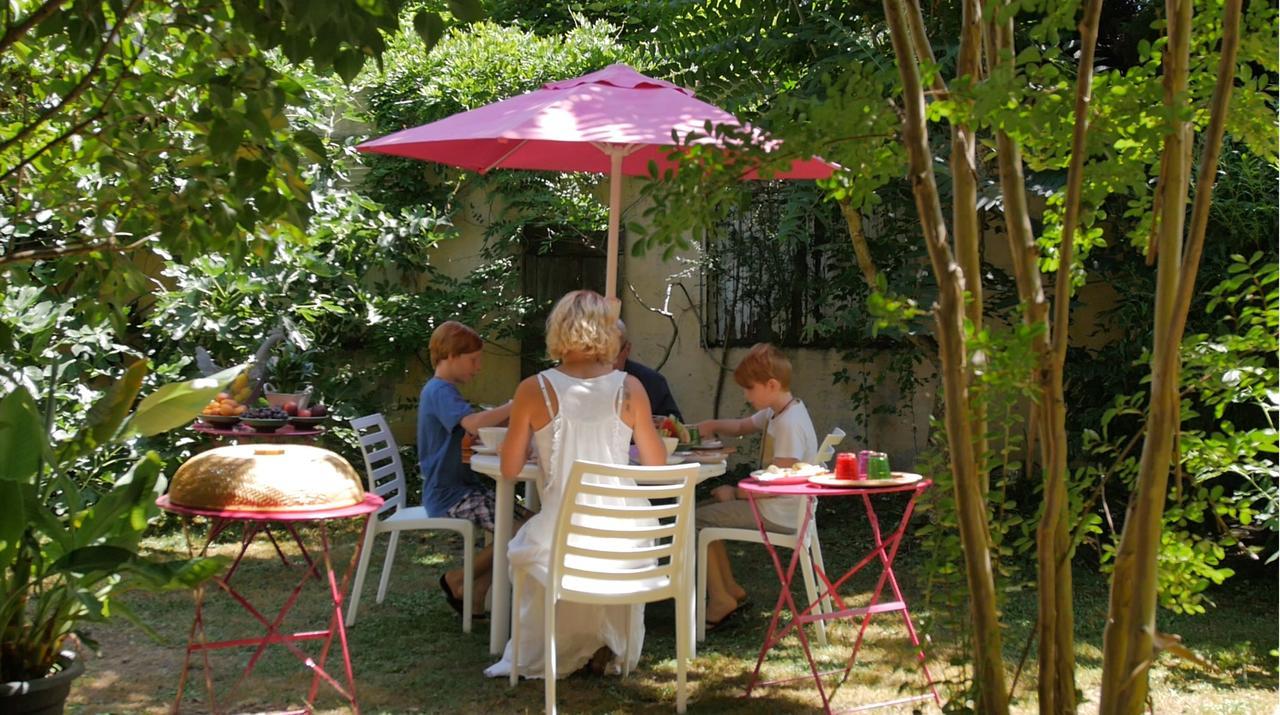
(1087, 253, 1278, 613)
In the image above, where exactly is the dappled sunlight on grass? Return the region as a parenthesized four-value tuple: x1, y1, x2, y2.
(63, 514, 1277, 713)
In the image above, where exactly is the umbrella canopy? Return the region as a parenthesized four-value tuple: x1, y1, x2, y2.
(358, 63, 837, 297)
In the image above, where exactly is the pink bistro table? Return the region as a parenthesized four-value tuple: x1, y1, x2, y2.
(737, 477, 940, 713)
(157, 493, 383, 714)
(192, 421, 325, 444)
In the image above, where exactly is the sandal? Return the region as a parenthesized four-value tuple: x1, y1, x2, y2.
(438, 574, 465, 616)
(705, 602, 746, 633)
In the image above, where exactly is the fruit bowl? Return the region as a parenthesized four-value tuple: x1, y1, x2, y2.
(240, 417, 288, 433)
(197, 414, 240, 426)
(288, 415, 328, 428)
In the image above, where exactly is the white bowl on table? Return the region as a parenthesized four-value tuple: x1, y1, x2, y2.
(477, 427, 508, 453)
(661, 436, 679, 456)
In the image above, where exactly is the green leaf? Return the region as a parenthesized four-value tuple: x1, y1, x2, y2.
(73, 360, 148, 454)
(109, 598, 163, 643)
(73, 452, 165, 548)
(0, 387, 49, 483)
(333, 49, 364, 84)
(128, 364, 243, 437)
(413, 11, 445, 51)
(446, 0, 486, 23)
(292, 129, 327, 162)
(52, 544, 135, 575)
(0, 480, 24, 572)
(126, 555, 228, 591)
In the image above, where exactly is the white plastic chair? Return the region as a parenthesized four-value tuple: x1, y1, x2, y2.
(346, 413, 477, 632)
(510, 460, 699, 714)
(816, 427, 846, 465)
(696, 427, 845, 644)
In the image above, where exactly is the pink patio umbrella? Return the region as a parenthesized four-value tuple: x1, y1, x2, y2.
(357, 63, 837, 298)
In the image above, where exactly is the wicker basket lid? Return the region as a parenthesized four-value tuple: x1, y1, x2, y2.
(170, 444, 365, 512)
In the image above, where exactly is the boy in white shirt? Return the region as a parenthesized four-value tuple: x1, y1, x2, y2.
(694, 343, 818, 629)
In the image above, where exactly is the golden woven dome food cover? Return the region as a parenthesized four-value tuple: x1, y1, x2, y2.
(170, 444, 365, 512)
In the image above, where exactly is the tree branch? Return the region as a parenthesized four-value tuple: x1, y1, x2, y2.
(1165, 0, 1242, 358)
(0, 0, 62, 57)
(0, 67, 128, 185)
(0, 0, 141, 155)
(906, 0, 948, 97)
(837, 200, 878, 287)
(1051, 0, 1105, 366)
(0, 235, 150, 266)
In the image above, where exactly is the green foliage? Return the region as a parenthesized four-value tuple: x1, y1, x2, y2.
(0, 0, 426, 282)
(1086, 254, 1278, 612)
(0, 353, 230, 681)
(915, 318, 1046, 609)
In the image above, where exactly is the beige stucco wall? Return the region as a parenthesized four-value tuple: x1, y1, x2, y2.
(391, 175, 1120, 470)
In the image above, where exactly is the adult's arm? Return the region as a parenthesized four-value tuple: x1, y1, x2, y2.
(500, 379, 539, 479)
(626, 375, 667, 466)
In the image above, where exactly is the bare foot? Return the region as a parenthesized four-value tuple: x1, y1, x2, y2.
(706, 594, 740, 625)
(729, 585, 748, 604)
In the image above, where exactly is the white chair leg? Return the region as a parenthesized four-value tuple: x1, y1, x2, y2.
(799, 546, 827, 647)
(509, 569, 523, 687)
(809, 532, 834, 617)
(544, 588, 557, 715)
(462, 526, 474, 633)
(375, 530, 400, 603)
(696, 532, 710, 642)
(622, 606, 632, 677)
(345, 523, 379, 626)
(675, 593, 689, 714)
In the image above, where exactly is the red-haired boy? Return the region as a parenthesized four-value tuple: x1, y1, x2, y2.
(418, 321, 518, 618)
(695, 343, 818, 629)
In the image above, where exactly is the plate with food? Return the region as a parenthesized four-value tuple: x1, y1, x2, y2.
(197, 414, 240, 426)
(750, 462, 830, 485)
(667, 451, 693, 465)
(809, 472, 924, 489)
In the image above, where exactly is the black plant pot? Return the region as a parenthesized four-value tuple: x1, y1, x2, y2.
(0, 651, 85, 715)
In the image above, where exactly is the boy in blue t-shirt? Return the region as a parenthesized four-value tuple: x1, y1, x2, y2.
(418, 321, 518, 618)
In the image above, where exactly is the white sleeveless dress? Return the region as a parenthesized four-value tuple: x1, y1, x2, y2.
(484, 368, 647, 679)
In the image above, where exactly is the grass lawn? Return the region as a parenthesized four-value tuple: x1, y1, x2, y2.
(66, 494, 1277, 714)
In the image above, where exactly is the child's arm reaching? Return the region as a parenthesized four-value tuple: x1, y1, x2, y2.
(460, 400, 512, 433)
(695, 415, 759, 440)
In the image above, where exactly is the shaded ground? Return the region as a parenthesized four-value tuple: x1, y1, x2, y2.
(65, 496, 1277, 714)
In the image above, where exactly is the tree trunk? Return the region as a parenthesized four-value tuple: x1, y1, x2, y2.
(838, 200, 879, 286)
(951, 0, 988, 496)
(1098, 0, 1241, 711)
(883, 0, 1009, 711)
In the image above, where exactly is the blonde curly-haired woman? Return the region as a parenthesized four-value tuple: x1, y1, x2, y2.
(484, 290, 668, 680)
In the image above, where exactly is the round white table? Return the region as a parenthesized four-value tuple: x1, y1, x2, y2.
(469, 453, 727, 655)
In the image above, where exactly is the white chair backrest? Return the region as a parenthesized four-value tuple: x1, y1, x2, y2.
(815, 427, 847, 467)
(350, 413, 407, 515)
(549, 460, 699, 603)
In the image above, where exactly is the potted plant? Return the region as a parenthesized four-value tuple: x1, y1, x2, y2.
(0, 361, 236, 714)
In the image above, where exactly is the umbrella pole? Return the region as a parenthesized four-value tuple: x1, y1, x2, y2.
(605, 149, 623, 299)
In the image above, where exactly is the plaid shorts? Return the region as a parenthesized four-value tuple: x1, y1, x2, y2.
(445, 486, 532, 533)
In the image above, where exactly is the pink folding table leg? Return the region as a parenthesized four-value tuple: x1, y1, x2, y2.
(743, 493, 834, 711)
